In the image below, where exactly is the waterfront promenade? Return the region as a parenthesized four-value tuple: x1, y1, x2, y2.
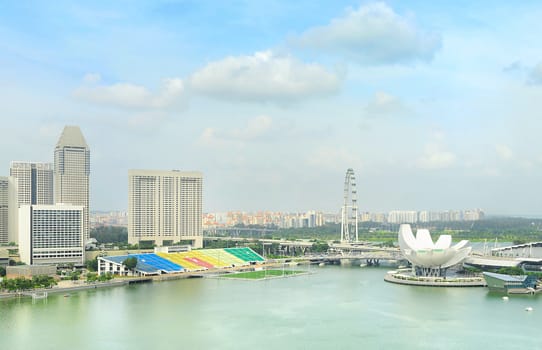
(0, 261, 291, 299)
(0, 279, 131, 300)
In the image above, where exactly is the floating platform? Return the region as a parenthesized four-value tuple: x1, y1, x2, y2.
(384, 271, 486, 287)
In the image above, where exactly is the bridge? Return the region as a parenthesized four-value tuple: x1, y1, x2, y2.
(304, 250, 406, 266)
(204, 235, 406, 265)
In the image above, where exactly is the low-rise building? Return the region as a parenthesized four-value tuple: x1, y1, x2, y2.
(6, 265, 57, 279)
(0, 249, 9, 267)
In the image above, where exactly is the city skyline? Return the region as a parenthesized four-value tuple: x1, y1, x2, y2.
(2, 1, 542, 215)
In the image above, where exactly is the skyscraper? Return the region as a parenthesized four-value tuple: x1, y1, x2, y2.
(128, 169, 203, 248)
(54, 126, 90, 240)
(0, 176, 18, 244)
(10, 161, 54, 206)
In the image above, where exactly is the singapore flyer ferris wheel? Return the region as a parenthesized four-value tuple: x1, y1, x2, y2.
(341, 168, 358, 243)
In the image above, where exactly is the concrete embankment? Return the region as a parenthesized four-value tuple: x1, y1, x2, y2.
(0, 279, 132, 300)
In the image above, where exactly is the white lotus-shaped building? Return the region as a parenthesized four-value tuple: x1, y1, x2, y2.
(398, 224, 471, 276)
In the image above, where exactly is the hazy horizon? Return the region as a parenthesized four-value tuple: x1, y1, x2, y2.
(2, 1, 542, 216)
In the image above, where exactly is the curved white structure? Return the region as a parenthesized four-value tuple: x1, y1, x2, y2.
(398, 224, 471, 275)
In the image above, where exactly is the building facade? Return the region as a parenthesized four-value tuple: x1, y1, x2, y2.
(388, 210, 418, 224)
(10, 161, 54, 206)
(0, 176, 18, 244)
(128, 169, 203, 248)
(54, 126, 90, 240)
(18, 204, 84, 265)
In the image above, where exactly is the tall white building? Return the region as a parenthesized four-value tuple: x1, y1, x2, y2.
(54, 126, 90, 240)
(0, 176, 18, 244)
(388, 210, 418, 224)
(128, 170, 203, 248)
(418, 211, 429, 223)
(10, 161, 54, 206)
(18, 204, 84, 265)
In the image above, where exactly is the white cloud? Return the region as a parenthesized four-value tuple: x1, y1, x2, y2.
(417, 144, 456, 169)
(495, 144, 513, 160)
(293, 2, 441, 64)
(364, 91, 408, 116)
(190, 51, 341, 103)
(74, 76, 185, 109)
(528, 62, 542, 85)
(199, 115, 275, 147)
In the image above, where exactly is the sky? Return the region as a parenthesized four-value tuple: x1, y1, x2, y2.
(1, 1, 542, 216)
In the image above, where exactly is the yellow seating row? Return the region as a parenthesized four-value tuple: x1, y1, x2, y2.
(158, 248, 255, 271)
(156, 253, 205, 271)
(198, 249, 247, 266)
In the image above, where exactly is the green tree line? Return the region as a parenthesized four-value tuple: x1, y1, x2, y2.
(1, 275, 57, 292)
(90, 226, 128, 244)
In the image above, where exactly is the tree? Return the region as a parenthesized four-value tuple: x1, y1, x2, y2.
(70, 271, 80, 281)
(86, 272, 98, 283)
(0, 266, 5, 277)
(90, 226, 128, 244)
(123, 257, 138, 271)
(85, 258, 98, 272)
(97, 273, 113, 282)
(311, 241, 330, 253)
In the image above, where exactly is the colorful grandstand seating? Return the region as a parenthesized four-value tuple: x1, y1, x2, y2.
(191, 250, 231, 268)
(224, 248, 265, 262)
(156, 253, 205, 271)
(197, 249, 246, 267)
(185, 257, 214, 269)
(102, 248, 264, 275)
(104, 254, 183, 274)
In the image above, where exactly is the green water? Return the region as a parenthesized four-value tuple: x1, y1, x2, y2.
(1, 266, 541, 349)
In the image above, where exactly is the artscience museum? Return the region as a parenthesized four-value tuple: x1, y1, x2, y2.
(398, 224, 472, 277)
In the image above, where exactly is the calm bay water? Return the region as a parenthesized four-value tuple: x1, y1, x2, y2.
(1, 266, 541, 350)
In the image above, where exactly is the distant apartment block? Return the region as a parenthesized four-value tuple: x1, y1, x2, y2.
(390, 209, 484, 224)
(10, 161, 54, 206)
(387, 210, 418, 224)
(0, 176, 18, 244)
(91, 211, 128, 228)
(54, 126, 90, 240)
(18, 204, 84, 265)
(203, 210, 325, 229)
(359, 212, 387, 223)
(202, 208, 484, 229)
(128, 170, 203, 248)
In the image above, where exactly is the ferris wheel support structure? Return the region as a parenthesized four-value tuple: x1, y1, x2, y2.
(341, 168, 358, 243)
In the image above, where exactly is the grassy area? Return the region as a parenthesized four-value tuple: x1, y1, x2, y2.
(221, 269, 305, 280)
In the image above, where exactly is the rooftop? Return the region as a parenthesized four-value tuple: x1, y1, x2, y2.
(56, 125, 88, 149)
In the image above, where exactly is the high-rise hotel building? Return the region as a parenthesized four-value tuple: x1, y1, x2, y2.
(128, 170, 203, 248)
(18, 204, 84, 265)
(0, 176, 18, 244)
(54, 126, 90, 240)
(10, 162, 54, 206)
